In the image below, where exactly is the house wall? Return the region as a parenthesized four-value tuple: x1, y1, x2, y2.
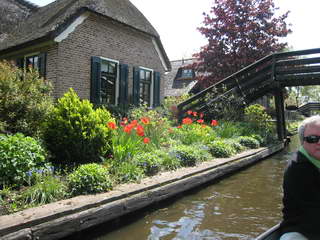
(48, 13, 165, 102)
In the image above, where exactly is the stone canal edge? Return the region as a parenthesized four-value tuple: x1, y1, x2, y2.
(0, 143, 284, 240)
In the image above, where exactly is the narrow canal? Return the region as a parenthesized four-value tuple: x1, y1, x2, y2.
(68, 136, 299, 240)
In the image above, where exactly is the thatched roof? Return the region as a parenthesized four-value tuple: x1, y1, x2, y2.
(0, 0, 171, 70)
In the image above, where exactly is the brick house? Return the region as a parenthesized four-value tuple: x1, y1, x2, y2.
(0, 0, 171, 107)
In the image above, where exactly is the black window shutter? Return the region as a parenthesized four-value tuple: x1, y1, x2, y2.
(90, 56, 102, 104)
(153, 71, 161, 107)
(38, 52, 47, 78)
(119, 64, 128, 105)
(133, 67, 140, 106)
(176, 68, 182, 79)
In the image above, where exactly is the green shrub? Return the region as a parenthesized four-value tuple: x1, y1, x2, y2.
(111, 161, 144, 184)
(237, 136, 260, 149)
(42, 89, 114, 166)
(224, 139, 245, 153)
(0, 61, 53, 136)
(0, 133, 47, 187)
(170, 144, 211, 167)
(208, 140, 235, 158)
(133, 151, 163, 176)
(67, 163, 113, 196)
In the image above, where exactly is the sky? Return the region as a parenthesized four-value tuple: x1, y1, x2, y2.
(28, 0, 320, 61)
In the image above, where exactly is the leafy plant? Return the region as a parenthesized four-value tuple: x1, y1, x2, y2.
(0, 133, 47, 187)
(208, 140, 235, 158)
(0, 61, 53, 136)
(133, 151, 164, 176)
(20, 174, 67, 206)
(111, 161, 144, 184)
(42, 88, 114, 166)
(170, 144, 211, 167)
(237, 136, 260, 149)
(67, 163, 113, 196)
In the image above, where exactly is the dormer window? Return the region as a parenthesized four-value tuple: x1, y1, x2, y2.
(176, 68, 195, 80)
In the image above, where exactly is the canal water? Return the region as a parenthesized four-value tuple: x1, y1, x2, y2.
(69, 136, 299, 240)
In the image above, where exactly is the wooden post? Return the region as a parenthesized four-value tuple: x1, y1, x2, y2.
(274, 87, 286, 141)
(271, 55, 286, 141)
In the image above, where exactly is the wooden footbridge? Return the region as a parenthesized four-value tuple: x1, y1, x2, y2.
(177, 48, 320, 140)
(297, 102, 320, 117)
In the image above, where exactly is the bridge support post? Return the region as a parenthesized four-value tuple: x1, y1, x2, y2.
(274, 87, 286, 141)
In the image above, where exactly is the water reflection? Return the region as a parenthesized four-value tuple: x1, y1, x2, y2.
(73, 136, 299, 240)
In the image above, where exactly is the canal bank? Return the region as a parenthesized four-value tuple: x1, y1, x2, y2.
(0, 143, 284, 240)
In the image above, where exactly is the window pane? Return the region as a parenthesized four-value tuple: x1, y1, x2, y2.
(100, 60, 117, 104)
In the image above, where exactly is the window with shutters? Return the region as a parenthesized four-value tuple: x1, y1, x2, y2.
(139, 68, 153, 106)
(100, 59, 118, 105)
(16, 53, 46, 77)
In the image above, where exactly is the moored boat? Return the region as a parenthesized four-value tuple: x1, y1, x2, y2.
(255, 223, 280, 240)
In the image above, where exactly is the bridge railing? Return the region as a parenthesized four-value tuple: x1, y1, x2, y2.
(177, 48, 320, 119)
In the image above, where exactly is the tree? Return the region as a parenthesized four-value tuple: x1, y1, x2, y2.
(194, 0, 291, 88)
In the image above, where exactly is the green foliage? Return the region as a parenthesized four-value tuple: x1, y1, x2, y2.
(0, 61, 53, 136)
(170, 144, 211, 167)
(0, 133, 47, 187)
(133, 151, 163, 176)
(237, 136, 260, 149)
(169, 123, 216, 145)
(215, 121, 243, 138)
(67, 163, 113, 196)
(111, 161, 144, 184)
(208, 140, 235, 158)
(42, 88, 114, 166)
(224, 139, 246, 153)
(244, 104, 271, 128)
(20, 174, 67, 206)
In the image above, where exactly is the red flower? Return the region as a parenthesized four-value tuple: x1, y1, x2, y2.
(182, 117, 193, 125)
(143, 137, 150, 144)
(177, 125, 182, 128)
(107, 122, 117, 130)
(136, 124, 145, 136)
(141, 117, 150, 125)
(187, 110, 193, 115)
(211, 120, 218, 126)
(124, 125, 133, 134)
(130, 120, 138, 127)
(200, 113, 204, 119)
(197, 119, 204, 124)
(193, 111, 197, 117)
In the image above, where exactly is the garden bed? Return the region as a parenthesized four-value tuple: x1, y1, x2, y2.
(0, 143, 284, 240)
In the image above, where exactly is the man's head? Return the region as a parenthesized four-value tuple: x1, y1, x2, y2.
(298, 115, 320, 159)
